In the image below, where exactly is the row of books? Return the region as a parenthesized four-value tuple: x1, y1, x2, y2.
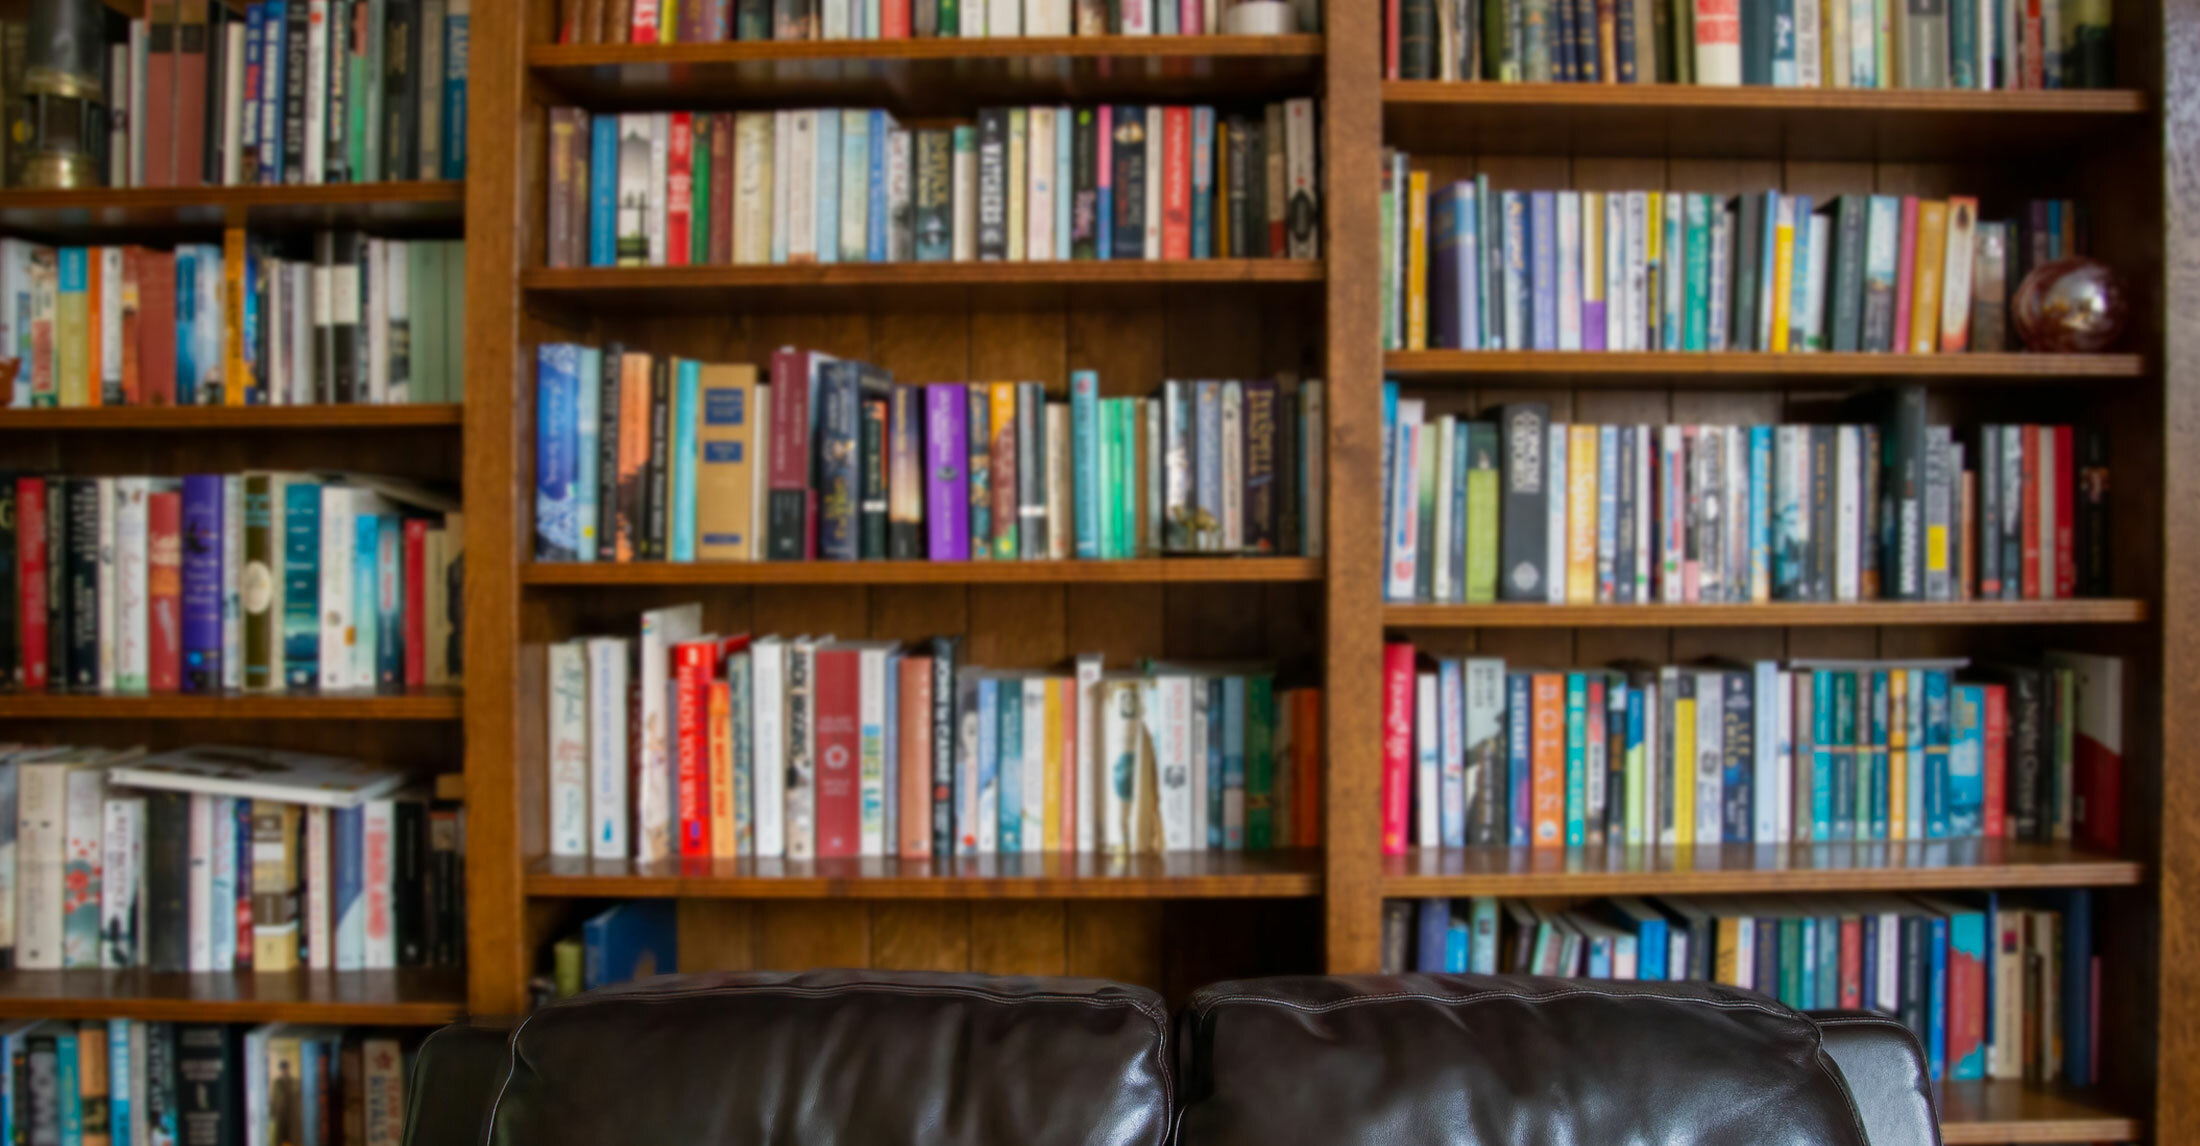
(545, 603, 1323, 863)
(1382, 168, 2088, 356)
(543, 101, 1321, 269)
(0, 235, 467, 410)
(1384, 890, 2101, 1086)
(1379, 396, 2108, 605)
(0, 1020, 410, 1146)
(0, 473, 463, 695)
(1386, 0, 2115, 88)
(62, 1, 469, 189)
(1378, 649, 2123, 852)
(555, 0, 1319, 41)
(533, 347, 1327, 563)
(0, 744, 460, 974)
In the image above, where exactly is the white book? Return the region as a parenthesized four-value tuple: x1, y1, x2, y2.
(1130, 679, 1162, 853)
(989, 0, 1020, 33)
(1752, 661, 1783, 844)
(94, 476, 115, 691)
(1557, 191, 1582, 351)
(952, 130, 978, 260)
(785, 640, 821, 860)
(220, 22, 246, 184)
(99, 248, 124, 400)
(547, 639, 590, 858)
(1827, 0, 1850, 86)
(859, 645, 889, 858)
(787, 111, 817, 263)
(258, 8, 282, 181)
(750, 637, 785, 858)
(186, 793, 213, 972)
(961, 0, 986, 33)
(361, 799, 395, 969)
(735, 113, 774, 265)
(1027, 108, 1055, 261)
(1220, 381, 1244, 550)
(1804, 215, 1833, 349)
(1021, 676, 1046, 854)
(1097, 679, 1136, 854)
(586, 636, 631, 860)
(318, 486, 355, 689)
(770, 110, 794, 263)
(14, 761, 68, 970)
(1149, 675, 1191, 852)
(840, 109, 870, 262)
(221, 475, 243, 691)
(105, 745, 403, 808)
(1623, 192, 1649, 350)
(100, 797, 143, 968)
(1694, 0, 1741, 82)
(1120, 0, 1151, 33)
(885, 128, 913, 262)
(305, 1, 330, 185)
(635, 603, 703, 863)
(1795, 0, 1820, 85)
(55, 766, 104, 970)
(1835, 425, 1862, 601)
(1185, 676, 1209, 848)
(1430, 416, 1455, 602)
(1414, 672, 1439, 847)
(1073, 654, 1102, 853)
(1382, 403, 1421, 601)
(1284, 98, 1318, 258)
(209, 796, 235, 970)
(303, 805, 331, 969)
(1694, 671, 1724, 844)
(822, 0, 851, 37)
(287, 265, 311, 403)
(1546, 423, 1568, 604)
(1143, 108, 1163, 259)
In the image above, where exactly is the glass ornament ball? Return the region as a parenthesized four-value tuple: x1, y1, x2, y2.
(2012, 257, 2129, 353)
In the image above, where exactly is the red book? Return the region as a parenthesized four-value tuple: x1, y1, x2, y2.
(630, 0, 660, 43)
(673, 638, 714, 858)
(2021, 0, 2045, 88)
(402, 519, 427, 689)
(1838, 916, 1863, 1009)
(139, 250, 176, 406)
(665, 113, 693, 268)
(812, 646, 862, 858)
(1380, 643, 1414, 855)
(882, 0, 911, 38)
(144, 9, 175, 186)
(173, 1, 209, 188)
(766, 349, 817, 560)
(1892, 196, 1920, 353)
(147, 490, 182, 691)
(1384, 0, 1401, 78)
(1981, 682, 2008, 839)
(1940, 901, 1987, 1078)
(2052, 424, 2075, 598)
(15, 477, 45, 691)
(1294, 688, 1322, 846)
(1058, 676, 1079, 854)
(897, 655, 932, 860)
(2019, 425, 2041, 599)
(1161, 107, 1191, 261)
(708, 114, 736, 265)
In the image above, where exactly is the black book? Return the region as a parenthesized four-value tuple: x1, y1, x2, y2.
(596, 342, 623, 561)
(44, 480, 63, 690)
(913, 130, 952, 262)
(145, 792, 191, 972)
(1244, 118, 1266, 257)
(1614, 0, 1637, 80)
(1880, 386, 1926, 599)
(976, 108, 1009, 261)
(2078, 426, 2109, 596)
(1495, 403, 1549, 601)
(1017, 381, 1044, 560)
(642, 357, 670, 561)
(395, 800, 425, 966)
(928, 635, 958, 860)
(1829, 194, 1869, 352)
(1753, 917, 1778, 997)
(812, 361, 860, 561)
(1113, 106, 1147, 259)
(1897, 915, 1929, 1049)
(384, 0, 420, 183)
(1070, 108, 1099, 260)
(203, 2, 229, 184)
(282, 1, 310, 182)
(330, 232, 364, 402)
(859, 394, 888, 560)
(23, 1034, 58, 1146)
(144, 1024, 177, 1137)
(428, 807, 461, 966)
(1399, 0, 1438, 78)
(1223, 116, 1255, 258)
(1807, 424, 1835, 602)
(1719, 668, 1753, 843)
(738, 0, 774, 38)
(1976, 663, 2045, 839)
(66, 478, 97, 691)
(1244, 380, 1278, 555)
(176, 1024, 238, 1146)
(1731, 193, 1763, 352)
(0, 477, 14, 690)
(324, 0, 349, 184)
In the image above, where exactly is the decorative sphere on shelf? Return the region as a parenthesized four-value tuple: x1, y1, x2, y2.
(2012, 257, 2129, 353)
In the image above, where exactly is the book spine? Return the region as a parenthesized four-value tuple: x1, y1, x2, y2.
(1380, 643, 1414, 854)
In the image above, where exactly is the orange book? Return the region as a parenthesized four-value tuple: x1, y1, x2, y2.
(119, 248, 141, 406)
(898, 654, 933, 860)
(1566, 425, 1599, 604)
(988, 382, 1019, 559)
(707, 677, 736, 857)
(615, 353, 652, 561)
(223, 227, 247, 403)
(1530, 672, 1565, 847)
(1293, 686, 1322, 847)
(1907, 200, 1949, 354)
(84, 250, 101, 407)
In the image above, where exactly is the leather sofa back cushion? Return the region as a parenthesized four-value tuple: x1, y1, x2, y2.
(487, 970, 1173, 1146)
(1176, 974, 1871, 1146)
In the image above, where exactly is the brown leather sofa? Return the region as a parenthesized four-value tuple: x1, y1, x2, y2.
(402, 969, 1939, 1145)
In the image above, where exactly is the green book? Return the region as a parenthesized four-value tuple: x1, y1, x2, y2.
(691, 125, 712, 265)
(409, 241, 444, 404)
(1778, 917, 1804, 1007)
(364, 0, 386, 181)
(940, 0, 958, 34)
(1246, 675, 1274, 849)
(1684, 193, 1711, 350)
(444, 239, 466, 400)
(1464, 421, 1500, 602)
(1564, 672, 1588, 846)
(1414, 421, 1437, 602)
(1669, 0, 1693, 84)
(1523, 0, 1554, 80)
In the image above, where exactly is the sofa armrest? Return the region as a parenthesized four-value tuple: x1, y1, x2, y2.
(403, 1018, 517, 1146)
(1807, 1011, 1941, 1146)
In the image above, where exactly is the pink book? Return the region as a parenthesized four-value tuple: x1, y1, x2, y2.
(1180, 0, 1204, 34)
(1057, 678, 1078, 853)
(1892, 196, 1920, 353)
(1380, 643, 1415, 856)
(1097, 107, 1114, 258)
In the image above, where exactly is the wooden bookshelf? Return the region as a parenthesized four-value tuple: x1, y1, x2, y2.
(0, 690, 464, 720)
(520, 259, 1324, 310)
(0, 969, 467, 1025)
(1384, 600, 2148, 628)
(1383, 841, 2144, 897)
(0, 404, 464, 430)
(1382, 349, 2146, 383)
(0, 181, 465, 238)
(1935, 1081, 2141, 1144)
(523, 557, 1321, 585)
(528, 850, 1324, 900)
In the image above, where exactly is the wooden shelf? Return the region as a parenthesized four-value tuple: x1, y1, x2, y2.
(1383, 81, 2149, 162)
(0, 182, 465, 240)
(1936, 1080, 2140, 1144)
(522, 259, 1323, 310)
(1384, 600, 2148, 628)
(1382, 350, 2146, 385)
(0, 689, 462, 720)
(526, 849, 1323, 899)
(0, 404, 463, 430)
(523, 556, 1320, 586)
(1383, 840, 2142, 897)
(0, 968, 466, 1025)
(528, 35, 1324, 113)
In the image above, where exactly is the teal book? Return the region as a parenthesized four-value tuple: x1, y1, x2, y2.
(1222, 675, 1247, 849)
(1867, 670, 1891, 841)
(1811, 670, 1834, 839)
(1684, 193, 1711, 350)
(1923, 669, 1953, 839)
(671, 359, 700, 562)
(282, 480, 321, 689)
(1564, 671, 1587, 846)
(975, 677, 999, 849)
(354, 511, 380, 689)
(57, 1027, 81, 1146)
(997, 677, 1021, 854)
(1948, 682, 1984, 837)
(1072, 371, 1100, 557)
(1831, 670, 1856, 840)
(815, 109, 841, 265)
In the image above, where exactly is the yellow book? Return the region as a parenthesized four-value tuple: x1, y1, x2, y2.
(1042, 678, 1063, 853)
(1769, 196, 1795, 353)
(1672, 684, 1696, 848)
(1643, 191, 1662, 337)
(1887, 669, 1908, 841)
(1581, 191, 1604, 331)
(1566, 424, 1598, 603)
(989, 382, 1019, 559)
(83, 249, 100, 407)
(1405, 170, 1430, 351)
(659, 0, 680, 40)
(54, 249, 86, 408)
(223, 227, 247, 404)
(707, 678, 735, 857)
(1908, 200, 1948, 354)
(695, 362, 760, 561)
(1715, 913, 1747, 986)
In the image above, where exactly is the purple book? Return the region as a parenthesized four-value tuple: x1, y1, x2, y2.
(1529, 191, 1559, 352)
(180, 473, 224, 694)
(924, 383, 969, 561)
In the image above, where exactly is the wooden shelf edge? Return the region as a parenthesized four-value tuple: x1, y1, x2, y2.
(522, 259, 1324, 291)
(0, 405, 463, 429)
(1382, 350, 2147, 378)
(522, 557, 1321, 586)
(0, 181, 464, 212)
(1384, 600, 2148, 627)
(1380, 80, 2149, 115)
(1382, 844, 2144, 897)
(526, 851, 1324, 900)
(1935, 1081, 2140, 1144)
(0, 971, 466, 1026)
(529, 34, 1325, 67)
(0, 691, 463, 720)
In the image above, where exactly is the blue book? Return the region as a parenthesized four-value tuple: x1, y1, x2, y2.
(1446, 421, 1468, 598)
(106, 1019, 130, 1146)
(1528, 190, 1558, 350)
(56, 1028, 80, 1146)
(1748, 426, 1771, 598)
(1500, 192, 1528, 349)
(1195, 382, 1222, 551)
(1444, 918, 1469, 972)
(1222, 675, 1247, 849)
(670, 359, 700, 562)
(1071, 371, 1100, 558)
(1430, 182, 1479, 350)
(375, 516, 402, 689)
(260, 3, 286, 184)
(442, 7, 469, 178)
(1506, 672, 1531, 846)
(1205, 677, 1225, 848)
(1563, 672, 1587, 845)
(533, 344, 582, 561)
(816, 362, 860, 561)
(1607, 898, 1668, 981)
(589, 116, 619, 265)
(1948, 683, 1984, 837)
(1817, 913, 1841, 1007)
(574, 346, 601, 563)
(581, 901, 676, 990)
(180, 474, 224, 692)
(1095, 112, 1113, 260)
(1860, 916, 1878, 1008)
(282, 481, 320, 688)
(174, 247, 197, 404)
(1923, 670, 1952, 839)
(815, 110, 842, 264)
(997, 679, 1022, 854)
(300, 1037, 325, 1146)
(334, 806, 365, 969)
(2062, 889, 2093, 1085)
(975, 677, 999, 848)
(1190, 107, 1215, 258)
(1757, 191, 1780, 346)
(1379, 380, 1397, 564)
(1438, 658, 1465, 846)
(1926, 913, 1948, 1081)
(867, 110, 892, 262)
(1721, 670, 1753, 844)
(354, 511, 379, 685)
(1415, 899, 1449, 972)
(209, 798, 237, 968)
(1787, 194, 1814, 346)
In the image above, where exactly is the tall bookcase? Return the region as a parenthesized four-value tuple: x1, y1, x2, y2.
(457, 2, 2199, 1143)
